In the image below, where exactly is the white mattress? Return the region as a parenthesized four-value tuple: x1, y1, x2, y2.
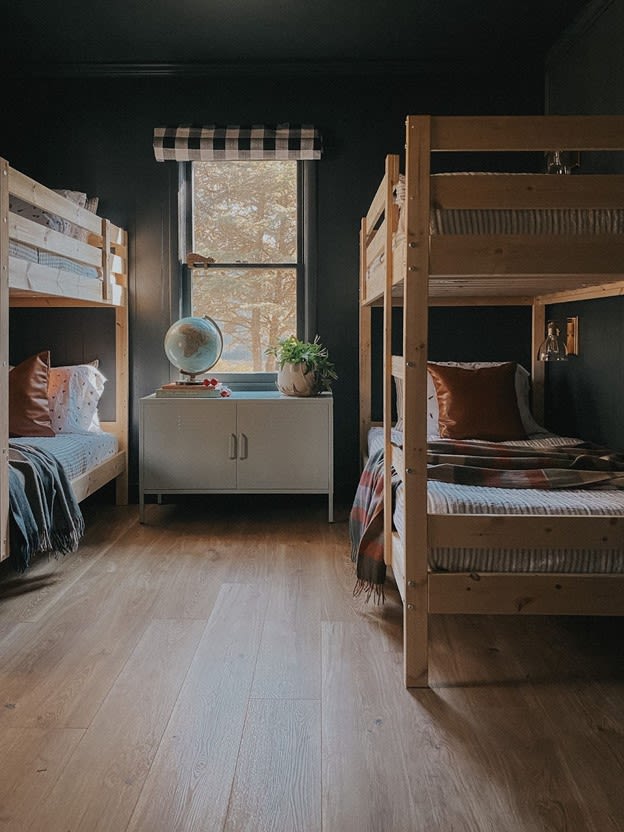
(367, 427, 624, 573)
(10, 432, 118, 481)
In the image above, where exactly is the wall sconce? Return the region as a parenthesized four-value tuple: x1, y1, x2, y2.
(537, 317, 578, 361)
(545, 150, 581, 175)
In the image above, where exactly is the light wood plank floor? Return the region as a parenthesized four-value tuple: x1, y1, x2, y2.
(0, 496, 622, 832)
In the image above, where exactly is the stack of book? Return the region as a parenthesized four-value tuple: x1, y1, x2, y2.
(154, 382, 230, 398)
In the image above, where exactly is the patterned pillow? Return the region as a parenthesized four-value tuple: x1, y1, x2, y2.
(48, 362, 106, 434)
(9, 197, 64, 233)
(54, 190, 99, 242)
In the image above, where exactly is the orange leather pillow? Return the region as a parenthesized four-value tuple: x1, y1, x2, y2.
(427, 361, 527, 441)
(9, 351, 55, 437)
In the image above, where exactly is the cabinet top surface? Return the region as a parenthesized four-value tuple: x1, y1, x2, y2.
(142, 391, 332, 401)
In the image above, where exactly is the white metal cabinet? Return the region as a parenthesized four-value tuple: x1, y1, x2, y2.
(139, 392, 333, 521)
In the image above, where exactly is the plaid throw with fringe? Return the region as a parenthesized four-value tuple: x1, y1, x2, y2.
(349, 448, 398, 603)
(350, 438, 624, 599)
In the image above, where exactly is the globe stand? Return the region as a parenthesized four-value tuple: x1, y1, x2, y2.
(175, 371, 203, 385)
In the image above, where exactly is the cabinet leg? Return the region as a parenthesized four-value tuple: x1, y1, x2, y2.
(328, 493, 334, 523)
(139, 492, 145, 524)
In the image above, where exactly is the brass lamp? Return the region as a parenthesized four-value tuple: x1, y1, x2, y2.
(538, 320, 568, 361)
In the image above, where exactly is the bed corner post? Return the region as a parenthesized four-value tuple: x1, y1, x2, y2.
(359, 217, 371, 466)
(115, 283, 129, 506)
(402, 116, 431, 688)
(0, 158, 9, 563)
(531, 300, 546, 427)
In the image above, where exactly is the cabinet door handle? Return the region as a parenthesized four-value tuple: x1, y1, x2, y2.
(229, 433, 237, 460)
(239, 433, 248, 460)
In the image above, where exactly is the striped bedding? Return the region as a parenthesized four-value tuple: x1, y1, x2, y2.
(394, 173, 624, 235)
(367, 428, 624, 574)
(10, 432, 118, 481)
(9, 242, 102, 280)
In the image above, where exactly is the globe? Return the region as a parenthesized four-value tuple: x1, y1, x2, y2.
(164, 315, 223, 381)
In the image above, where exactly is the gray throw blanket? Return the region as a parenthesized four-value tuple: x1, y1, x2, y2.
(8, 442, 84, 572)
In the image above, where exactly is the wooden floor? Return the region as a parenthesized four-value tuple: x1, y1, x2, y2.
(0, 496, 622, 831)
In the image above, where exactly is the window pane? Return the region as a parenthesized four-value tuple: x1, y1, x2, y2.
(191, 268, 297, 372)
(193, 161, 297, 264)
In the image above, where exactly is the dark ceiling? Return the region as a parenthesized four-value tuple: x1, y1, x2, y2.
(5, 0, 590, 75)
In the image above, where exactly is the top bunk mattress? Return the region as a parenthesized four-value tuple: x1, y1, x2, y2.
(394, 175, 624, 235)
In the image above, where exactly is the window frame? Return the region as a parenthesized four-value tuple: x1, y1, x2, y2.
(177, 160, 317, 385)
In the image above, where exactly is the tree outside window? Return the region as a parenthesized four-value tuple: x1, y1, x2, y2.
(190, 161, 299, 373)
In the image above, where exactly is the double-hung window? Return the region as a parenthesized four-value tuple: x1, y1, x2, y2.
(179, 159, 315, 375)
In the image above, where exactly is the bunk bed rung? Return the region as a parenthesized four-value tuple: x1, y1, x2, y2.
(431, 173, 624, 210)
(428, 114, 624, 152)
(428, 513, 624, 550)
(428, 572, 624, 616)
(430, 235, 624, 278)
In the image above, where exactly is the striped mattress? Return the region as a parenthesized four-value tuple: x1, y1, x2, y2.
(10, 432, 118, 481)
(394, 173, 624, 235)
(9, 241, 102, 280)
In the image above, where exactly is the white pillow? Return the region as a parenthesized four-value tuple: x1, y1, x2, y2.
(48, 363, 106, 434)
(395, 361, 547, 437)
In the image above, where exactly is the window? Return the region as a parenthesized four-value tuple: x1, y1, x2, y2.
(180, 160, 314, 374)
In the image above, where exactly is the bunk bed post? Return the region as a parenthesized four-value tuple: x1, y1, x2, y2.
(359, 218, 372, 464)
(115, 296, 129, 505)
(402, 116, 431, 688)
(383, 155, 400, 572)
(0, 159, 9, 562)
(531, 301, 546, 426)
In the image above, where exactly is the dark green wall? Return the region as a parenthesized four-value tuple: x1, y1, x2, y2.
(3, 69, 545, 501)
(545, 0, 624, 449)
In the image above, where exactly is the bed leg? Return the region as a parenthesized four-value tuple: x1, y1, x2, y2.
(404, 582, 429, 688)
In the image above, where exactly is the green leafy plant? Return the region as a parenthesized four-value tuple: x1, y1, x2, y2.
(265, 335, 338, 392)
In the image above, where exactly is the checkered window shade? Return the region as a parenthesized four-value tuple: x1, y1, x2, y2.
(153, 124, 322, 161)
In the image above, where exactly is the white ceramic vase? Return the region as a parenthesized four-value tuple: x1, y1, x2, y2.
(276, 362, 319, 397)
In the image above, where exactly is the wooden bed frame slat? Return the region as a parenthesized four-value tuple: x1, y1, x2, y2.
(428, 572, 624, 616)
(432, 173, 624, 209)
(430, 115, 624, 152)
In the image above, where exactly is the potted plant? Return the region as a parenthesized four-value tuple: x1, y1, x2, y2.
(265, 335, 337, 397)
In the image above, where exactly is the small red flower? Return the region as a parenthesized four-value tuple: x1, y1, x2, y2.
(220, 389, 230, 397)
(202, 378, 210, 387)
(209, 377, 219, 387)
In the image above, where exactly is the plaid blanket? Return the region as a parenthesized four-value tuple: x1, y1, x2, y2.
(427, 439, 624, 489)
(349, 448, 397, 603)
(350, 438, 624, 598)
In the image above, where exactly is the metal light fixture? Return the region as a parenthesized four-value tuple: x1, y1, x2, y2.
(545, 150, 581, 175)
(537, 317, 578, 362)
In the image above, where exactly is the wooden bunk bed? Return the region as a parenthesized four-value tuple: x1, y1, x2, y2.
(358, 115, 624, 688)
(0, 157, 129, 564)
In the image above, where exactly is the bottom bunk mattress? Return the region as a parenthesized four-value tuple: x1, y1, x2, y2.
(367, 427, 624, 574)
(10, 431, 119, 482)
(8, 433, 119, 571)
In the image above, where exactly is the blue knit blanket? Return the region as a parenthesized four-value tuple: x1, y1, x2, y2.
(8, 442, 84, 572)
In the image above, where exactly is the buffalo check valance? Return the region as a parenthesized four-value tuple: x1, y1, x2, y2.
(153, 124, 322, 162)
